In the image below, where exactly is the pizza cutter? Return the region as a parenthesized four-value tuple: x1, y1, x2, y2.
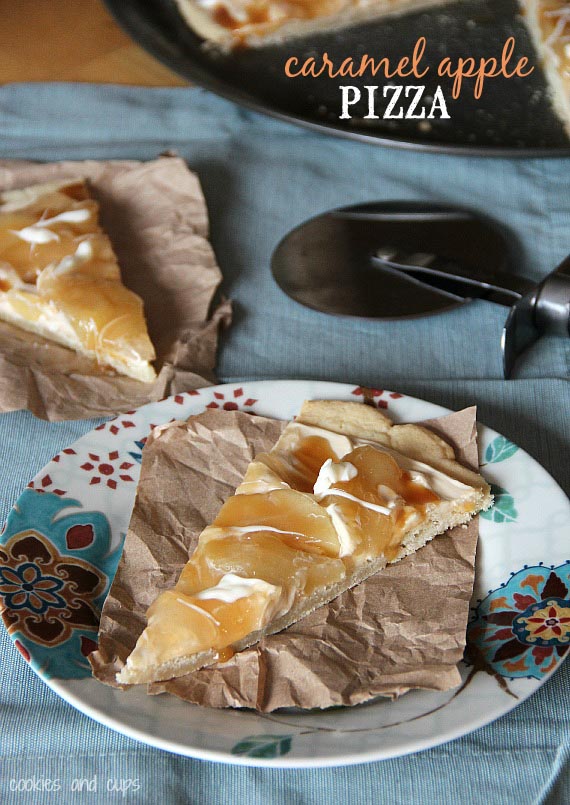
(271, 202, 570, 378)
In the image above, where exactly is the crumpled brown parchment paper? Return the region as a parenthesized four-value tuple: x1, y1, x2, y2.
(90, 404, 480, 711)
(0, 156, 231, 420)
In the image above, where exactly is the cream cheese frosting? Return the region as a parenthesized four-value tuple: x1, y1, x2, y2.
(193, 572, 281, 603)
(325, 503, 358, 557)
(313, 458, 358, 497)
(274, 421, 354, 460)
(13, 207, 93, 244)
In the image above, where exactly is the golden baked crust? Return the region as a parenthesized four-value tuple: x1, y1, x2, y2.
(296, 400, 487, 488)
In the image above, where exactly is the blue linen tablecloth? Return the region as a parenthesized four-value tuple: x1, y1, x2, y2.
(0, 83, 568, 804)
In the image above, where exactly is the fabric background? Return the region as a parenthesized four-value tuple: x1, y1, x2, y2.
(0, 83, 568, 804)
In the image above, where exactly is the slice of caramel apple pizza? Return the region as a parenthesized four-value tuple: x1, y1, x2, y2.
(0, 178, 156, 382)
(117, 400, 492, 686)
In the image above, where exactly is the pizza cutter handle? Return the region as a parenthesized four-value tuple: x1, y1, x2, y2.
(502, 257, 570, 378)
(534, 271, 570, 337)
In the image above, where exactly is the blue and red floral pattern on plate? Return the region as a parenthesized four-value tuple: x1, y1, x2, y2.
(0, 489, 117, 678)
(468, 562, 570, 679)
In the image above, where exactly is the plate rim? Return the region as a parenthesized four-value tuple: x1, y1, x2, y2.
(43, 664, 561, 768)
(103, 0, 570, 158)
(4, 379, 570, 767)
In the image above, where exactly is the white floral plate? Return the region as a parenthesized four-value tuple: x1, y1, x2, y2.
(1, 381, 569, 767)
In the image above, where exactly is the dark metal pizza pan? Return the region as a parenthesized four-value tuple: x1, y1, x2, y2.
(104, 0, 570, 156)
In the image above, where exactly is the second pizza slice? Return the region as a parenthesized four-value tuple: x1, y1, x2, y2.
(0, 179, 156, 382)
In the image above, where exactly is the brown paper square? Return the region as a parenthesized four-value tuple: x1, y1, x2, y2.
(0, 156, 230, 420)
(91, 403, 481, 712)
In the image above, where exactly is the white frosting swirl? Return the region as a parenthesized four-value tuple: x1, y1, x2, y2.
(12, 208, 92, 244)
(193, 572, 280, 604)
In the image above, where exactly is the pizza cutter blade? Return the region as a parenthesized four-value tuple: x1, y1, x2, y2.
(271, 201, 570, 377)
(271, 201, 512, 320)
